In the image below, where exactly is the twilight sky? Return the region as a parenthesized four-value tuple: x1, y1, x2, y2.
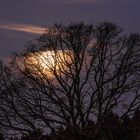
(0, 0, 140, 60)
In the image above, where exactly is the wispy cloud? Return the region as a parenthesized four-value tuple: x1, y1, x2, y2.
(40, 0, 103, 5)
(0, 23, 46, 35)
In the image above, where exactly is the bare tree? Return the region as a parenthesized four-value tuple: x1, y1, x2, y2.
(0, 22, 140, 137)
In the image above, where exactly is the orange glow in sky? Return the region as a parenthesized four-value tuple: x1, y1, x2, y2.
(25, 50, 72, 78)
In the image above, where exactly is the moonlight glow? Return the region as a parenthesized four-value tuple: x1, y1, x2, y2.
(25, 50, 72, 78)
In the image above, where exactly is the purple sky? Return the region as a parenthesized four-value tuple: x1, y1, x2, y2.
(0, 0, 140, 59)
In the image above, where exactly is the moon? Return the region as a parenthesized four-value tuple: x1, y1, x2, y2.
(25, 50, 72, 78)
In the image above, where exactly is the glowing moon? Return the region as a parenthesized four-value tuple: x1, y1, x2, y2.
(25, 50, 72, 78)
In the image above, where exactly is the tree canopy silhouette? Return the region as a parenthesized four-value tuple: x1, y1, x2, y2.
(0, 22, 140, 139)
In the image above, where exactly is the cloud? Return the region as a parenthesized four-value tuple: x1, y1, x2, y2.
(40, 0, 103, 5)
(0, 23, 46, 35)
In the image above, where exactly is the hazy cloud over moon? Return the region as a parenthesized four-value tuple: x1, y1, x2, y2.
(0, 22, 46, 35)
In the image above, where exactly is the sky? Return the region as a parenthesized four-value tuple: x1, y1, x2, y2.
(0, 0, 140, 60)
